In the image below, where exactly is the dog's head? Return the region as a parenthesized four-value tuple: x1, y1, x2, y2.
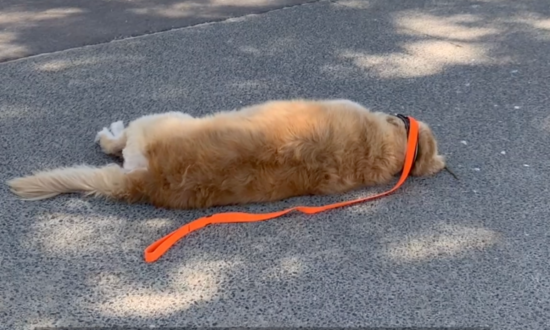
(387, 114, 445, 177)
(409, 120, 446, 177)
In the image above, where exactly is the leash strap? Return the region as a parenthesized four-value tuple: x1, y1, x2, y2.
(144, 116, 420, 263)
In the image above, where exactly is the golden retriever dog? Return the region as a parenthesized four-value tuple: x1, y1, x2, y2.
(6, 99, 445, 209)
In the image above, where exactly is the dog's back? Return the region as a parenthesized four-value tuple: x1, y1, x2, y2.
(132, 99, 406, 209)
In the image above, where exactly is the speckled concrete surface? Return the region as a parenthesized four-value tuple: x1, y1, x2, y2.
(1, 0, 550, 329)
(0, 0, 317, 62)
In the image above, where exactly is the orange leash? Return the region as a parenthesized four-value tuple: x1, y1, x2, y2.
(144, 116, 420, 263)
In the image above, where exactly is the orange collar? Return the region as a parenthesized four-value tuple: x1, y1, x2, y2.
(395, 113, 419, 166)
(144, 116, 420, 263)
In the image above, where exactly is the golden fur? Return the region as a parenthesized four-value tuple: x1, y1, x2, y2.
(6, 99, 445, 209)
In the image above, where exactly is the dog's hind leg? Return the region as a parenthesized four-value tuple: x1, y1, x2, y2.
(95, 120, 127, 156)
(119, 112, 194, 172)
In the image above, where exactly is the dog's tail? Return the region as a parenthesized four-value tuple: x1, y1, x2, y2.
(6, 164, 142, 201)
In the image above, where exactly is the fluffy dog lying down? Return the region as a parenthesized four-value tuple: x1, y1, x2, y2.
(7, 99, 445, 209)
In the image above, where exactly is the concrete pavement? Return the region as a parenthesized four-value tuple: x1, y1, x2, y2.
(1, 0, 550, 329)
(0, 0, 316, 62)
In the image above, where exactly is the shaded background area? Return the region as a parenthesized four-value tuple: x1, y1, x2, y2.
(0, 0, 317, 62)
(1, 0, 550, 329)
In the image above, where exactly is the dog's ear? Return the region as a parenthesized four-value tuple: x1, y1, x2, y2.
(411, 122, 445, 176)
(386, 115, 402, 128)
